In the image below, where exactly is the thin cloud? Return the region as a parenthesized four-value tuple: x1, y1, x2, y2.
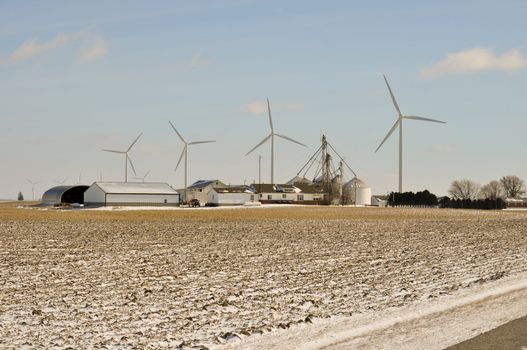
(244, 100, 304, 115)
(10, 32, 77, 62)
(245, 101, 267, 114)
(8, 30, 108, 64)
(79, 37, 108, 62)
(190, 53, 211, 69)
(421, 47, 527, 79)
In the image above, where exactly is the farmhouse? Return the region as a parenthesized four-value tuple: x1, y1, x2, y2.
(182, 179, 226, 206)
(254, 183, 326, 204)
(41, 185, 89, 206)
(207, 186, 258, 206)
(84, 182, 180, 207)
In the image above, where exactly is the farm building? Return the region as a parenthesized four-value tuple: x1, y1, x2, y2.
(84, 182, 180, 207)
(343, 177, 372, 205)
(207, 186, 258, 206)
(254, 183, 326, 204)
(41, 185, 89, 206)
(182, 179, 226, 206)
(371, 195, 388, 207)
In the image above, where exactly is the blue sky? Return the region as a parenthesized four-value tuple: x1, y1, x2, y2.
(1, 1, 526, 199)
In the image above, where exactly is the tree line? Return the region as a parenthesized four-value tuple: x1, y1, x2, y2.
(387, 190, 438, 207)
(443, 175, 526, 210)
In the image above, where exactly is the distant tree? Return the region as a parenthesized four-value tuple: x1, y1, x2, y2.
(499, 175, 526, 199)
(448, 179, 480, 200)
(387, 190, 438, 207)
(17, 191, 24, 201)
(480, 180, 505, 200)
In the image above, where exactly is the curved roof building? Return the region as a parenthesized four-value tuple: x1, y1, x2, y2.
(41, 185, 89, 206)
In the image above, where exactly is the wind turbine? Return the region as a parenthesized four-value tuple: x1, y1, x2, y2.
(27, 179, 40, 201)
(168, 121, 215, 200)
(245, 98, 306, 184)
(102, 133, 142, 182)
(54, 177, 68, 185)
(375, 75, 446, 193)
(134, 170, 151, 183)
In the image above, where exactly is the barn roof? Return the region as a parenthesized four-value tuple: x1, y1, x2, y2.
(188, 179, 226, 189)
(93, 182, 178, 194)
(212, 186, 255, 194)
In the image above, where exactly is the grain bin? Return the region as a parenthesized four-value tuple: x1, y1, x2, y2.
(343, 177, 371, 205)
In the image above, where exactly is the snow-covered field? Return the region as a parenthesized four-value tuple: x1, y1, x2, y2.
(0, 206, 526, 349)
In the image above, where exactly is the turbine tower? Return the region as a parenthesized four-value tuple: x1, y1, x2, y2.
(169, 121, 215, 201)
(102, 133, 142, 182)
(26, 179, 40, 201)
(245, 98, 306, 184)
(375, 75, 446, 193)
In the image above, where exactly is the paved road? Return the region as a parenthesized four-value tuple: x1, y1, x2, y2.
(446, 316, 527, 350)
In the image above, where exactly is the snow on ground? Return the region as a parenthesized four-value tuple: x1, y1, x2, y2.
(0, 208, 526, 349)
(222, 272, 527, 350)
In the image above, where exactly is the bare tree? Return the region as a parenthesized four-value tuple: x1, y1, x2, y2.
(500, 175, 526, 199)
(480, 180, 505, 200)
(448, 179, 480, 200)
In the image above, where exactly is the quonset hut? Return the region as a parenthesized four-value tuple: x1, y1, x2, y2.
(84, 182, 180, 207)
(41, 185, 89, 206)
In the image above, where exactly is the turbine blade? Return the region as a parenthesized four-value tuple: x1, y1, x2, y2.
(275, 133, 306, 147)
(404, 115, 447, 124)
(188, 140, 216, 145)
(245, 134, 272, 156)
(383, 74, 402, 117)
(375, 119, 400, 153)
(168, 121, 186, 144)
(127, 132, 143, 152)
(127, 155, 137, 176)
(175, 147, 186, 171)
(267, 98, 274, 131)
(102, 149, 125, 154)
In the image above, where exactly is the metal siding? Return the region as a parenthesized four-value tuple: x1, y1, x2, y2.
(106, 193, 180, 204)
(84, 184, 106, 205)
(214, 192, 252, 205)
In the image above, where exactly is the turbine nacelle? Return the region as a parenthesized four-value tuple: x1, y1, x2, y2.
(102, 132, 142, 182)
(169, 121, 215, 200)
(375, 75, 447, 192)
(245, 98, 306, 184)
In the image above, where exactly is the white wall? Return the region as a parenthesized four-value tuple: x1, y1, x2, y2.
(106, 193, 179, 205)
(209, 191, 255, 205)
(84, 184, 105, 205)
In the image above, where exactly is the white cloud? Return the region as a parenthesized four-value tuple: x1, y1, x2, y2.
(8, 30, 108, 64)
(420, 47, 527, 79)
(190, 53, 211, 69)
(10, 32, 77, 62)
(244, 100, 304, 115)
(78, 37, 108, 62)
(245, 101, 267, 114)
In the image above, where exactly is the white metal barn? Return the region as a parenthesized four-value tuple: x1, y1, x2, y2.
(84, 182, 180, 207)
(208, 186, 258, 206)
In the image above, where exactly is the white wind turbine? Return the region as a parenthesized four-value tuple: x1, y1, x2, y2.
(169, 121, 215, 200)
(245, 98, 306, 184)
(102, 133, 142, 182)
(375, 75, 446, 193)
(134, 170, 151, 183)
(27, 179, 40, 201)
(54, 177, 68, 185)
